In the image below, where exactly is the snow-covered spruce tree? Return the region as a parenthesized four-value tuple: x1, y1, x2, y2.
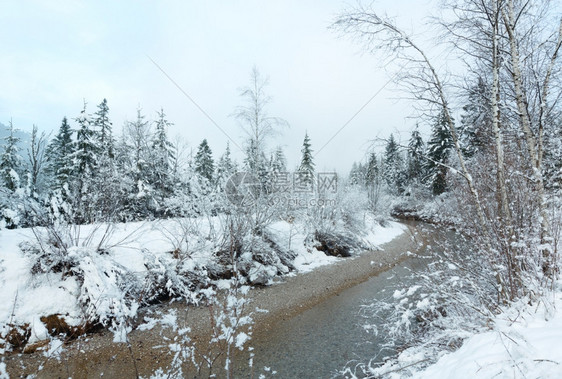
(92, 98, 124, 221)
(0, 120, 23, 228)
(270, 146, 287, 174)
(349, 161, 366, 186)
(121, 108, 155, 220)
(544, 116, 562, 191)
(365, 152, 383, 212)
(44, 117, 76, 224)
(243, 139, 269, 192)
(150, 108, 176, 214)
(1, 120, 22, 192)
(425, 110, 453, 196)
(296, 132, 315, 189)
(382, 134, 405, 193)
(70, 103, 100, 223)
(94, 98, 114, 158)
(46, 117, 74, 192)
(215, 142, 237, 191)
(73, 104, 99, 178)
(194, 139, 215, 184)
(459, 77, 493, 158)
(364, 153, 379, 187)
(406, 125, 425, 187)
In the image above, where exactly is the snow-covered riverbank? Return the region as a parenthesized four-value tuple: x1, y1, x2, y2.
(0, 218, 411, 377)
(414, 287, 562, 378)
(0, 215, 406, 352)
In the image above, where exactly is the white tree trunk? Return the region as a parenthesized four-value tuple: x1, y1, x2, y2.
(503, 0, 552, 275)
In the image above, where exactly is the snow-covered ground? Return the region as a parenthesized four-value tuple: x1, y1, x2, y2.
(3, 217, 561, 378)
(0, 216, 406, 352)
(415, 287, 562, 379)
(268, 218, 406, 273)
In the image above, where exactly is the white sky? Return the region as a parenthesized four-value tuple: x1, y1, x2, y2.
(0, 0, 438, 173)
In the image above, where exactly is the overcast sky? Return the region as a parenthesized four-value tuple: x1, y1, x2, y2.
(0, 0, 437, 173)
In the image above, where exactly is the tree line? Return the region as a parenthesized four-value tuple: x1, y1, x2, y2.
(0, 69, 320, 229)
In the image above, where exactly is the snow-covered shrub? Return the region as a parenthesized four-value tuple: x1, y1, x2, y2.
(69, 247, 140, 339)
(207, 220, 296, 286)
(237, 231, 294, 285)
(20, 222, 145, 340)
(142, 251, 210, 305)
(151, 276, 263, 378)
(22, 222, 116, 276)
(343, 228, 500, 378)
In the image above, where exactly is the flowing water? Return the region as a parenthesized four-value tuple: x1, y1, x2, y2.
(236, 260, 427, 378)
(234, 223, 450, 378)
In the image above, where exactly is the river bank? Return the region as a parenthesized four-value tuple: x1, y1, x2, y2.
(4, 223, 421, 378)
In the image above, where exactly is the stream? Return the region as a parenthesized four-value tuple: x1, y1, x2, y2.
(236, 258, 428, 378)
(5, 222, 458, 378)
(233, 222, 449, 378)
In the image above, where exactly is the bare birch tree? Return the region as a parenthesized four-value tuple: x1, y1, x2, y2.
(233, 66, 288, 174)
(334, 0, 562, 299)
(501, 0, 562, 276)
(333, 3, 493, 251)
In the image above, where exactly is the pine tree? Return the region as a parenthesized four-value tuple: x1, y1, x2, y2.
(297, 132, 315, 187)
(126, 108, 151, 181)
(383, 134, 405, 192)
(459, 77, 492, 158)
(194, 139, 215, 183)
(407, 125, 425, 184)
(349, 162, 363, 186)
(47, 117, 74, 190)
(0, 120, 22, 192)
(93, 100, 127, 221)
(270, 146, 287, 173)
(244, 139, 268, 187)
(544, 117, 562, 190)
(426, 110, 453, 195)
(216, 142, 236, 188)
(70, 104, 101, 222)
(122, 108, 154, 220)
(73, 103, 98, 178)
(151, 108, 175, 200)
(94, 98, 114, 158)
(365, 152, 379, 187)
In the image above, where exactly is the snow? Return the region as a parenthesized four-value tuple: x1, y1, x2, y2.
(362, 220, 408, 248)
(415, 288, 562, 379)
(267, 220, 340, 273)
(267, 217, 407, 274)
(0, 228, 81, 344)
(0, 361, 7, 379)
(0, 215, 407, 352)
(235, 331, 250, 350)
